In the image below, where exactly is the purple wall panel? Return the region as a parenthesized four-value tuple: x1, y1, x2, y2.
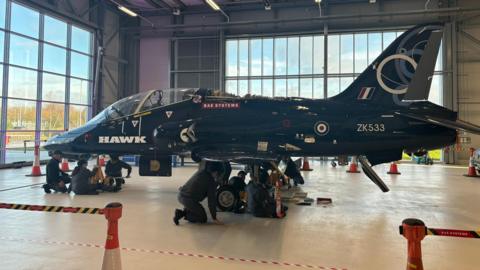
(139, 38, 170, 92)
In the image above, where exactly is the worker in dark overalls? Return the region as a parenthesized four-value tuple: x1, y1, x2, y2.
(174, 162, 224, 225)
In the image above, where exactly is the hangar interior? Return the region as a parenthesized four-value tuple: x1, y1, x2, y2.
(0, 0, 479, 270)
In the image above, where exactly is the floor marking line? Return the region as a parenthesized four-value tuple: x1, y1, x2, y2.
(0, 236, 347, 269)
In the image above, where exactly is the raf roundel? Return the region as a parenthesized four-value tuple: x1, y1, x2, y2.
(314, 121, 329, 136)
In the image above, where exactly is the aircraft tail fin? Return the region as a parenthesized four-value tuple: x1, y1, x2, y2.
(331, 24, 443, 107)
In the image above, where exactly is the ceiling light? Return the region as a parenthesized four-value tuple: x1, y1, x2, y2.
(118, 6, 137, 17)
(206, 0, 221, 11)
(315, 0, 322, 3)
(369, 0, 376, 3)
(173, 8, 181, 15)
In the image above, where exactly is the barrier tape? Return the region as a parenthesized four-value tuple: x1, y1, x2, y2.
(427, 228, 480, 239)
(0, 236, 347, 270)
(0, 203, 104, 215)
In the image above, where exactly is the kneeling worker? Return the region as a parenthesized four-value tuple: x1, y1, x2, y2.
(71, 160, 102, 195)
(246, 171, 287, 218)
(174, 162, 224, 225)
(43, 150, 71, 193)
(105, 155, 132, 189)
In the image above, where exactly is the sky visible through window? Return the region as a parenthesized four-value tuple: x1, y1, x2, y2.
(225, 30, 443, 105)
(0, 0, 94, 164)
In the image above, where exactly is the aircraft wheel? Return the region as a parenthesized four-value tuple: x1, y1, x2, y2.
(190, 151, 201, 163)
(331, 161, 337, 167)
(216, 185, 238, 212)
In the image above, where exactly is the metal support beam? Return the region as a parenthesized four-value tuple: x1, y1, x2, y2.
(459, 29, 480, 49)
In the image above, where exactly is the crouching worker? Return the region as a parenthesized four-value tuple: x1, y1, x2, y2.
(174, 162, 224, 225)
(71, 160, 103, 195)
(105, 155, 132, 190)
(43, 150, 71, 193)
(246, 171, 287, 218)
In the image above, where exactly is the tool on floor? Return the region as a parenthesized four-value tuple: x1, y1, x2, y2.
(316, 198, 333, 205)
(399, 218, 480, 270)
(61, 158, 71, 172)
(464, 148, 479, 177)
(387, 161, 401, 175)
(346, 156, 361, 173)
(102, 202, 123, 270)
(26, 144, 45, 177)
(300, 157, 313, 171)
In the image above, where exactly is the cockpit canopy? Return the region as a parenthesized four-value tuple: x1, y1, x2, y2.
(88, 88, 201, 124)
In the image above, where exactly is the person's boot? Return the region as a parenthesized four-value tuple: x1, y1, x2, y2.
(173, 209, 185, 225)
(42, 184, 51, 194)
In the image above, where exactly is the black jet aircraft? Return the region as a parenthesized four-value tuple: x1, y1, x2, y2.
(45, 23, 480, 194)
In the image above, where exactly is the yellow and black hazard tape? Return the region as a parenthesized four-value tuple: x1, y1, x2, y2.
(0, 203, 104, 215)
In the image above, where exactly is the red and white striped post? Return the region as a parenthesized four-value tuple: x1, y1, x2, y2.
(101, 202, 123, 270)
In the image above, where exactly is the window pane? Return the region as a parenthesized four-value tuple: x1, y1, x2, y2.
(6, 99, 36, 130)
(340, 77, 354, 91)
(250, 39, 262, 76)
(287, 78, 299, 97)
(368, 33, 382, 63)
(69, 105, 88, 129)
(274, 79, 286, 97)
(274, 38, 287, 75)
(44, 15, 67, 47)
(0, 65, 3, 96)
(71, 52, 90, 79)
(340, 34, 353, 74)
(238, 40, 248, 76)
(43, 44, 66, 74)
(0, 31, 4, 62)
(9, 34, 38, 69)
(71, 26, 92, 54)
(300, 78, 312, 98)
(313, 36, 324, 74)
(238, 80, 248, 96)
(225, 79, 237, 95)
(327, 77, 340, 97)
(262, 79, 273, 97)
(383, 32, 396, 49)
(41, 102, 64, 130)
(300, 36, 313, 75)
(313, 78, 324, 99)
(355, 33, 368, 73)
(5, 132, 35, 163)
(287, 37, 299, 75)
(70, 78, 89, 104)
(327, 35, 339, 74)
(11, 3, 39, 38)
(251, 79, 261, 96)
(8, 67, 37, 99)
(43, 73, 65, 102)
(429, 75, 443, 106)
(262, 38, 273, 76)
(0, 0, 5, 28)
(226, 40, 238, 77)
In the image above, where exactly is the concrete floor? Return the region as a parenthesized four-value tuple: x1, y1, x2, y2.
(0, 161, 479, 270)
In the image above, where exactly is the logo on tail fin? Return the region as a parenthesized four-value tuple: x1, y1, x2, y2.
(358, 87, 376, 100)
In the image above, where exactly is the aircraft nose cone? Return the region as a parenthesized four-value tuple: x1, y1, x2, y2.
(44, 132, 76, 152)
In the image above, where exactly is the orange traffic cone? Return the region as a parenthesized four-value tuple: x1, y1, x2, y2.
(26, 144, 45, 177)
(98, 155, 106, 167)
(346, 156, 360, 173)
(464, 148, 479, 177)
(102, 202, 123, 270)
(387, 162, 401, 175)
(61, 158, 70, 172)
(300, 157, 313, 171)
(401, 218, 426, 270)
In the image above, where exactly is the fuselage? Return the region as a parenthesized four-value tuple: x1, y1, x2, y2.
(45, 95, 457, 162)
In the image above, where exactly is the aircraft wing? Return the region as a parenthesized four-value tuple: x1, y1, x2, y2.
(396, 112, 480, 135)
